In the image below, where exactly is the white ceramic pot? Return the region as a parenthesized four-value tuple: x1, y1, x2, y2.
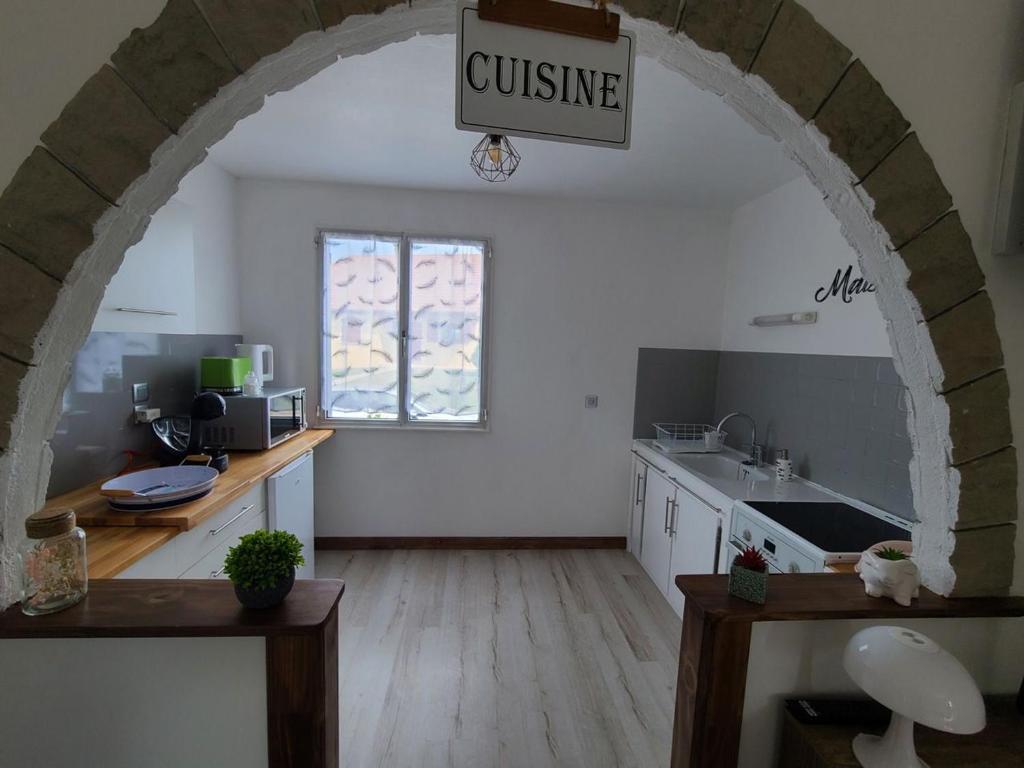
(856, 549, 920, 607)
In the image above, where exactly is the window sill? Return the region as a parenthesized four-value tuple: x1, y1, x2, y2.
(314, 419, 490, 434)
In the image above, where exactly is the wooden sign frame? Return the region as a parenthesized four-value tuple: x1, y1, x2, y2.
(476, 0, 620, 43)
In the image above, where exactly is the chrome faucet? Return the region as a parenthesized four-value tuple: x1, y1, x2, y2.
(716, 411, 763, 467)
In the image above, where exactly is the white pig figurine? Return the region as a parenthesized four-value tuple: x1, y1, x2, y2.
(856, 546, 920, 607)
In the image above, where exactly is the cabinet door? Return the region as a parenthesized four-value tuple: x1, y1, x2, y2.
(667, 488, 721, 617)
(179, 508, 266, 579)
(639, 470, 674, 596)
(116, 536, 180, 579)
(627, 455, 648, 557)
(92, 199, 196, 333)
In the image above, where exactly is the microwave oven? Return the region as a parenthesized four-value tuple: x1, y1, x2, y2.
(202, 387, 306, 450)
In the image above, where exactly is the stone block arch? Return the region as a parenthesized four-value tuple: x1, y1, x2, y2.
(0, 0, 1015, 604)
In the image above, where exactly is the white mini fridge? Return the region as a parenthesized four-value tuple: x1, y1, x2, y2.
(267, 451, 315, 579)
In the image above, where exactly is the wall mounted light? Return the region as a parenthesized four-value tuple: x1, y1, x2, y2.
(470, 134, 521, 182)
(749, 311, 818, 327)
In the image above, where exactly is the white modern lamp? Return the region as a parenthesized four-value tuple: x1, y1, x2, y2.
(842, 626, 986, 768)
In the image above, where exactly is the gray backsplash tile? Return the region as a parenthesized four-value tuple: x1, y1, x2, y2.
(633, 349, 916, 521)
(632, 348, 720, 439)
(47, 332, 242, 497)
(716, 351, 915, 521)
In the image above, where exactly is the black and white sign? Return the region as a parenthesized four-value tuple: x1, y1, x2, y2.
(814, 265, 877, 304)
(455, 0, 635, 149)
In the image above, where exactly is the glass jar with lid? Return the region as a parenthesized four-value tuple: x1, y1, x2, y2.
(18, 508, 88, 616)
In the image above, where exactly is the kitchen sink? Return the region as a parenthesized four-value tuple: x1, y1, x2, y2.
(674, 453, 770, 483)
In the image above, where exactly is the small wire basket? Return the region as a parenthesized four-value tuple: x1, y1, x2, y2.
(653, 423, 727, 454)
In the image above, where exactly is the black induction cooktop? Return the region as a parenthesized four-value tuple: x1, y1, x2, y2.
(744, 501, 911, 553)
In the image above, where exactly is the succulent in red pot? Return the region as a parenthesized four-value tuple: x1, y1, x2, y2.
(729, 545, 769, 604)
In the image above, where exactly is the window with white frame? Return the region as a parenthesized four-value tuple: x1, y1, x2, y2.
(319, 231, 490, 427)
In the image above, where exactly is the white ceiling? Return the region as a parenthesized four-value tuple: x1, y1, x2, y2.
(208, 34, 803, 208)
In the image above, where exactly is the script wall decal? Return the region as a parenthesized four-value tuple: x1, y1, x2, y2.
(815, 265, 877, 304)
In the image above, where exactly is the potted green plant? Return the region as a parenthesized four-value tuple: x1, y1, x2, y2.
(728, 545, 769, 604)
(223, 529, 305, 609)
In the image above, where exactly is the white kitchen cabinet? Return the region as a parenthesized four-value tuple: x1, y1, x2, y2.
(631, 448, 729, 617)
(667, 486, 721, 616)
(639, 469, 675, 589)
(268, 452, 315, 579)
(116, 480, 268, 580)
(179, 507, 266, 579)
(115, 534, 181, 579)
(92, 199, 197, 334)
(627, 453, 649, 557)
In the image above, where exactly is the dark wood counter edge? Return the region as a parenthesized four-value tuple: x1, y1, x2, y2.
(0, 579, 345, 639)
(670, 573, 1024, 768)
(674, 573, 1024, 622)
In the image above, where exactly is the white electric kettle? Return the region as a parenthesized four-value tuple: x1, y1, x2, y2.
(235, 344, 274, 383)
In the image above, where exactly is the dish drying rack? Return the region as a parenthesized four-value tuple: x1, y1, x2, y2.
(653, 423, 727, 454)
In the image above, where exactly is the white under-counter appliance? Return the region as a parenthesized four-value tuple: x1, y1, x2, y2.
(202, 386, 306, 451)
(268, 451, 315, 579)
(728, 499, 912, 574)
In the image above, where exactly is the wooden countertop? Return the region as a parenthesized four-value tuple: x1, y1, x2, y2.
(53, 429, 333, 531)
(0, 579, 345, 638)
(45, 430, 334, 579)
(674, 573, 1024, 622)
(85, 526, 180, 578)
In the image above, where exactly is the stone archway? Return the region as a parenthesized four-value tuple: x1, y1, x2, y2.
(0, 0, 1015, 604)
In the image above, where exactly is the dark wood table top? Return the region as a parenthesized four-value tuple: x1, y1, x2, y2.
(675, 573, 1024, 623)
(0, 579, 345, 638)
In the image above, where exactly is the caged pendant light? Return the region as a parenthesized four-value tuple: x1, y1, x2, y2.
(470, 134, 521, 182)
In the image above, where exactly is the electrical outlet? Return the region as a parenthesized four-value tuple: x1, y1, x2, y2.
(584, 394, 599, 409)
(132, 382, 149, 404)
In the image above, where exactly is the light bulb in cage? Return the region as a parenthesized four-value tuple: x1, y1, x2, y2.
(470, 134, 521, 182)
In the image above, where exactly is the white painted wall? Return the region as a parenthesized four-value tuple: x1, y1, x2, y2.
(719, 175, 892, 357)
(90, 162, 241, 336)
(0, 636, 268, 768)
(236, 178, 729, 537)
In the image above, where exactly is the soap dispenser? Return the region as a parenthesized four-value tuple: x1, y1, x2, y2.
(775, 448, 793, 482)
(243, 369, 262, 396)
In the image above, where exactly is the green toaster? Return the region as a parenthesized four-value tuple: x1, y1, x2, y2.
(200, 356, 251, 394)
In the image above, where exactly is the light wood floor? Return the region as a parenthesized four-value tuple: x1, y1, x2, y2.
(317, 549, 682, 768)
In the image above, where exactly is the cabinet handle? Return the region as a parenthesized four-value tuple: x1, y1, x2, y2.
(669, 499, 679, 535)
(663, 496, 671, 533)
(114, 306, 178, 316)
(210, 566, 226, 578)
(210, 504, 255, 536)
(713, 522, 722, 574)
(634, 472, 643, 505)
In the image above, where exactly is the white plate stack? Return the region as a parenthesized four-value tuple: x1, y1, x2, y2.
(99, 466, 219, 511)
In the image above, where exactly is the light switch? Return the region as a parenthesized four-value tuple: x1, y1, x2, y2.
(132, 382, 149, 404)
(584, 394, 599, 409)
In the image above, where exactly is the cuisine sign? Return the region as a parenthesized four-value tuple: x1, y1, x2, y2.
(455, 0, 635, 149)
